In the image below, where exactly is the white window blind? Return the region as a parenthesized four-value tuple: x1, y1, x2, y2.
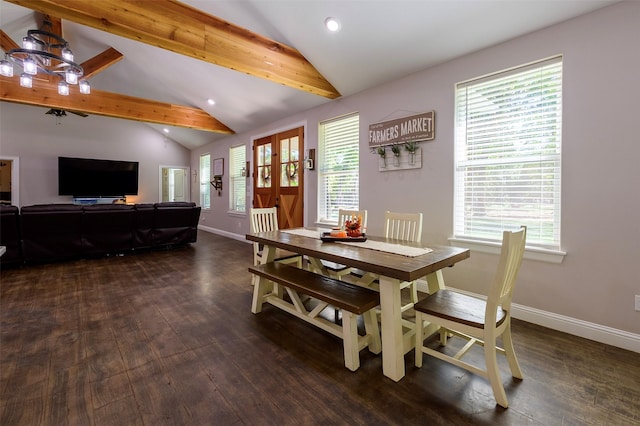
(318, 113, 360, 224)
(229, 145, 246, 213)
(199, 153, 210, 209)
(454, 57, 562, 251)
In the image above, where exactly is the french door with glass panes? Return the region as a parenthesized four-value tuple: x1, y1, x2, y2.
(253, 127, 304, 229)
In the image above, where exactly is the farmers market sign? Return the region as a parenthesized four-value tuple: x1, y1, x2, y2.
(368, 111, 435, 147)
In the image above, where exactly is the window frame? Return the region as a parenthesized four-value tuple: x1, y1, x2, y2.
(199, 153, 211, 209)
(317, 112, 360, 225)
(228, 144, 246, 214)
(451, 56, 565, 263)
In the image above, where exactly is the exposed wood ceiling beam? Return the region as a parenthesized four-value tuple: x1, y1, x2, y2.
(0, 75, 234, 134)
(6, 0, 342, 99)
(81, 47, 124, 79)
(1, 28, 232, 134)
(0, 28, 20, 50)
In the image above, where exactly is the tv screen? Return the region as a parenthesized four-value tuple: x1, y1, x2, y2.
(58, 157, 139, 197)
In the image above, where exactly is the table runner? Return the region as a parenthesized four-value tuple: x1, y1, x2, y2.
(281, 228, 433, 257)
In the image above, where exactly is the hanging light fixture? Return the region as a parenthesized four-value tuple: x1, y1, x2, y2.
(0, 18, 90, 95)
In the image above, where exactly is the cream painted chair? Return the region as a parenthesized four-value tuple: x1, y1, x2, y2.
(321, 209, 368, 279)
(384, 210, 423, 312)
(250, 207, 302, 268)
(414, 226, 527, 408)
(321, 209, 368, 322)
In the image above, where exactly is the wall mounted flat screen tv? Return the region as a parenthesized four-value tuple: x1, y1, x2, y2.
(58, 157, 139, 197)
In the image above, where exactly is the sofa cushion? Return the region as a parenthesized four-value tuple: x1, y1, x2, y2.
(82, 204, 135, 255)
(20, 204, 84, 263)
(0, 205, 22, 265)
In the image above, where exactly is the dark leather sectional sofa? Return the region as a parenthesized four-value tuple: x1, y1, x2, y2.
(0, 202, 201, 266)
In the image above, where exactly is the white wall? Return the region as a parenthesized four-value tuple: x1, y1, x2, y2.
(193, 2, 640, 337)
(0, 103, 190, 206)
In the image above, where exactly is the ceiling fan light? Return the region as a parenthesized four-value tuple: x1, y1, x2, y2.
(0, 59, 13, 77)
(20, 73, 32, 88)
(79, 79, 90, 94)
(61, 46, 74, 62)
(58, 80, 69, 96)
(22, 35, 35, 50)
(65, 70, 78, 85)
(23, 57, 37, 75)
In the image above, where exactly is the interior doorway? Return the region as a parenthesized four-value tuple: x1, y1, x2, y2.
(159, 166, 190, 202)
(253, 126, 304, 229)
(0, 157, 20, 207)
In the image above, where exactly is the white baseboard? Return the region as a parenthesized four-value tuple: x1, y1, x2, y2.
(416, 281, 639, 353)
(198, 225, 248, 243)
(198, 230, 640, 354)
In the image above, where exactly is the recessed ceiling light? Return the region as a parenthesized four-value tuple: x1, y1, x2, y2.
(163, 128, 169, 133)
(207, 98, 215, 105)
(325, 17, 341, 32)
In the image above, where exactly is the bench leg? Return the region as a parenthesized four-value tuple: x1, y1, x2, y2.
(341, 311, 360, 371)
(363, 309, 381, 354)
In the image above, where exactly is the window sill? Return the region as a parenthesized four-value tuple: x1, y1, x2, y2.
(227, 211, 246, 218)
(448, 237, 566, 264)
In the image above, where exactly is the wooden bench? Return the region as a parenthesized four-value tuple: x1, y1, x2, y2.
(249, 262, 381, 371)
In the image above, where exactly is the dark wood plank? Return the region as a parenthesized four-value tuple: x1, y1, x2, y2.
(413, 288, 506, 328)
(1, 231, 638, 425)
(246, 229, 470, 281)
(249, 262, 379, 314)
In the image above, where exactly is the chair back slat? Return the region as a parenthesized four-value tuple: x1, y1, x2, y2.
(251, 207, 279, 233)
(487, 226, 527, 317)
(338, 209, 368, 229)
(383, 211, 423, 243)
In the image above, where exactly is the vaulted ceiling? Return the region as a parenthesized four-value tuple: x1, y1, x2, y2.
(0, 0, 617, 149)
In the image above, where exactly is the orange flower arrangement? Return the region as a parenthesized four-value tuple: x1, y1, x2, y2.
(344, 215, 363, 237)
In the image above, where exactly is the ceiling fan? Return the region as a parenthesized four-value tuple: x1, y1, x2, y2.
(45, 108, 89, 118)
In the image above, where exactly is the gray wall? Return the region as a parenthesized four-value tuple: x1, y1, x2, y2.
(0, 103, 190, 205)
(192, 2, 640, 337)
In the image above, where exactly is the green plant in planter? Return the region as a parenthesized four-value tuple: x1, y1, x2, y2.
(391, 144, 401, 166)
(405, 141, 418, 153)
(376, 146, 387, 167)
(405, 141, 419, 165)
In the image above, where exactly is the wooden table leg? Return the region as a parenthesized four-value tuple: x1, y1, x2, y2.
(378, 276, 405, 382)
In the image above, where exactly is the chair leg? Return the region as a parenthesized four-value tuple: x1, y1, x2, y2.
(414, 312, 424, 367)
(363, 309, 381, 354)
(484, 337, 509, 408)
(502, 321, 524, 379)
(410, 281, 419, 304)
(439, 327, 449, 346)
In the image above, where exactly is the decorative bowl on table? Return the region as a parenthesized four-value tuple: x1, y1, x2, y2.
(320, 232, 367, 242)
(321, 220, 367, 242)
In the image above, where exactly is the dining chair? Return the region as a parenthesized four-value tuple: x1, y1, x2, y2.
(322, 208, 368, 279)
(384, 210, 423, 312)
(250, 207, 302, 268)
(413, 226, 527, 408)
(320, 209, 368, 322)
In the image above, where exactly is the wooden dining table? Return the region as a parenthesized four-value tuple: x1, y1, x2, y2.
(246, 227, 470, 382)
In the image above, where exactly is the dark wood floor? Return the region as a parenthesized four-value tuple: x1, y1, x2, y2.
(1, 231, 639, 425)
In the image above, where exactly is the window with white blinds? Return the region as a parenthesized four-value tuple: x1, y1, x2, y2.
(229, 145, 246, 213)
(454, 56, 562, 251)
(318, 113, 360, 224)
(199, 153, 210, 209)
